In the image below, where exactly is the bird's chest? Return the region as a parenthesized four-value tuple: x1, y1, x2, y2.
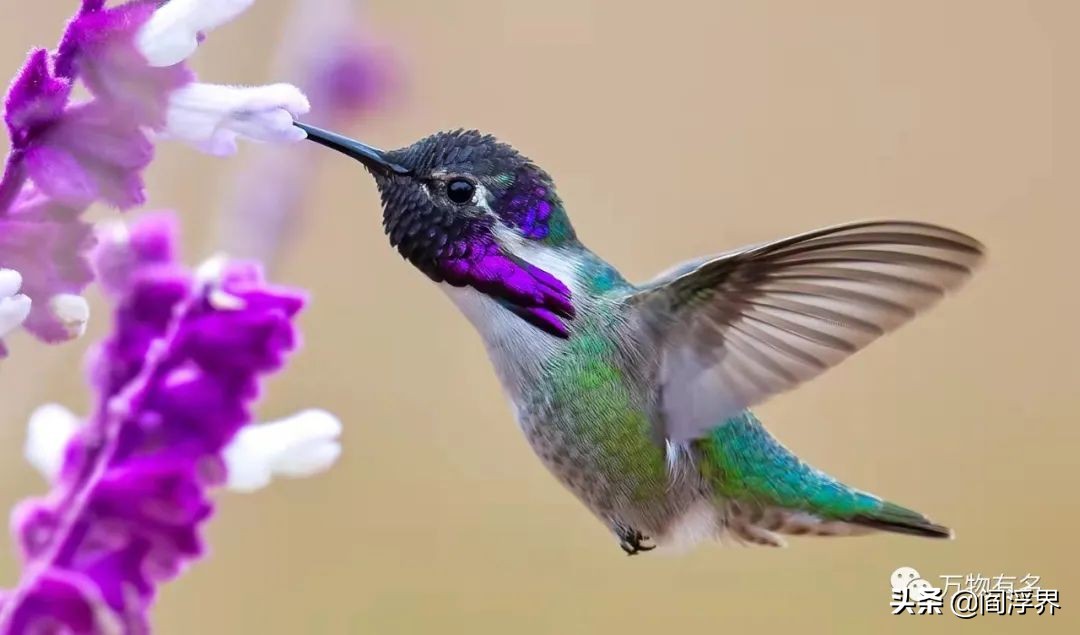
(513, 334, 671, 507)
(443, 283, 670, 504)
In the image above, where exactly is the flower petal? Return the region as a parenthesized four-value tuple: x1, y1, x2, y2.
(0, 294, 31, 339)
(136, 0, 256, 67)
(0, 570, 119, 634)
(223, 409, 342, 492)
(47, 294, 90, 340)
(3, 49, 71, 144)
(25, 403, 82, 481)
(0, 201, 96, 344)
(0, 268, 23, 299)
(163, 83, 310, 156)
(24, 145, 98, 208)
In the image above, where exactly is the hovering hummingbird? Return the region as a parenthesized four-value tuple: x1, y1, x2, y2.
(297, 122, 983, 554)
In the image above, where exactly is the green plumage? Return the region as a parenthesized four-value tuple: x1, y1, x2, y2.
(699, 411, 878, 514)
(542, 328, 670, 506)
(697, 411, 950, 537)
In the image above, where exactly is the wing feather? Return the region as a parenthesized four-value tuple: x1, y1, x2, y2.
(633, 221, 984, 442)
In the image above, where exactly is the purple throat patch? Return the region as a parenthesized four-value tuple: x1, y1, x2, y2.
(441, 237, 575, 338)
(384, 208, 575, 338)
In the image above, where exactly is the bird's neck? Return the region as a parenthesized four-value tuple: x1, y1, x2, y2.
(516, 237, 627, 297)
(441, 240, 629, 403)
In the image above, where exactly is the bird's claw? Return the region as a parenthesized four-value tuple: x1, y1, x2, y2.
(617, 526, 656, 556)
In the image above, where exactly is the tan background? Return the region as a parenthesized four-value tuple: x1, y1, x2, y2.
(1, 1, 1077, 633)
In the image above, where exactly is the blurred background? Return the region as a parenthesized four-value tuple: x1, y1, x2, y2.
(0, 1, 1076, 633)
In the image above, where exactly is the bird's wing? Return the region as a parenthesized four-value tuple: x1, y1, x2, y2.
(630, 221, 984, 443)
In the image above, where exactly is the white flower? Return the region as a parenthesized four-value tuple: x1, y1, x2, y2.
(47, 294, 90, 339)
(0, 268, 32, 340)
(195, 254, 247, 310)
(163, 83, 311, 156)
(136, 0, 256, 67)
(26, 405, 343, 494)
(25, 403, 81, 480)
(133, 0, 311, 156)
(223, 409, 343, 493)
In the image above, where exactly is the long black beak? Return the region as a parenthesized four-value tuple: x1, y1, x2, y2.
(294, 121, 411, 176)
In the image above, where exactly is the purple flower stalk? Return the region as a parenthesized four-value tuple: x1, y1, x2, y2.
(0, 213, 339, 633)
(0, 0, 312, 354)
(0, 1, 347, 632)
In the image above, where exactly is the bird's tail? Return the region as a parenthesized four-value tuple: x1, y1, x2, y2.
(698, 411, 952, 547)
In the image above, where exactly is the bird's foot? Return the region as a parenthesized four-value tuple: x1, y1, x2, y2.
(616, 525, 656, 556)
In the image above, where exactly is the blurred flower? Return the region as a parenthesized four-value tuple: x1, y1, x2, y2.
(0, 213, 332, 633)
(0, 0, 310, 353)
(0, 269, 32, 355)
(25, 404, 342, 494)
(135, 0, 257, 67)
(222, 409, 343, 492)
(163, 83, 310, 156)
(218, 0, 401, 267)
(24, 404, 81, 481)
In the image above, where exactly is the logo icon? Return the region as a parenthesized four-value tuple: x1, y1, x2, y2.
(890, 567, 945, 614)
(890, 567, 920, 592)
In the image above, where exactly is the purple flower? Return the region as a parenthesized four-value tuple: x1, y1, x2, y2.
(0, 0, 311, 353)
(0, 213, 339, 633)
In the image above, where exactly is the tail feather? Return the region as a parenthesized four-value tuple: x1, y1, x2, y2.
(849, 502, 953, 539)
(723, 500, 951, 547)
(701, 411, 953, 545)
(724, 502, 873, 547)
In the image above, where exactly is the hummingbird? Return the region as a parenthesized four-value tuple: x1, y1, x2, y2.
(297, 122, 983, 554)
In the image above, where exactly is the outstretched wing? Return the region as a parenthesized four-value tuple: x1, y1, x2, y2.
(631, 221, 984, 442)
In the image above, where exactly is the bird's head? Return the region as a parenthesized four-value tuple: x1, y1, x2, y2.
(298, 123, 578, 338)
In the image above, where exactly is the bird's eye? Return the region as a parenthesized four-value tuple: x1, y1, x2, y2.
(447, 178, 475, 204)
